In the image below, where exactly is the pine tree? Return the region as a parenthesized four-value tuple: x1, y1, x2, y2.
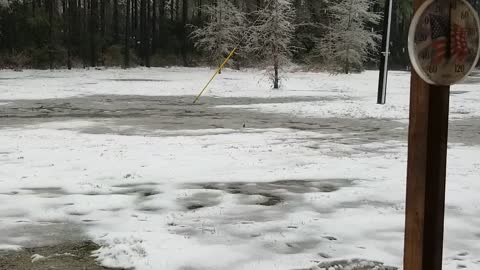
(316, 0, 381, 74)
(190, 0, 246, 70)
(247, 0, 295, 89)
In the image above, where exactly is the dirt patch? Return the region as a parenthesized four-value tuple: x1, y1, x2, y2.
(257, 192, 284, 206)
(0, 241, 126, 270)
(186, 204, 205, 210)
(298, 259, 398, 270)
(198, 179, 353, 204)
(0, 95, 410, 146)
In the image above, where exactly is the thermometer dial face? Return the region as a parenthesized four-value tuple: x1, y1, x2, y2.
(408, 0, 480, 85)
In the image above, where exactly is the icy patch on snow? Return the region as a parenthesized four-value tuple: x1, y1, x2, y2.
(0, 244, 22, 251)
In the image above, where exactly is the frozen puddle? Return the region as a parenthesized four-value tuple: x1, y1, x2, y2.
(300, 259, 397, 270)
(182, 179, 354, 209)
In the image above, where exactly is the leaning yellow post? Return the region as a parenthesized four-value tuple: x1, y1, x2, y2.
(193, 47, 237, 104)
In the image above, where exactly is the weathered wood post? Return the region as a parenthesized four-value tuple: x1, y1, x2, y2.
(405, 0, 480, 269)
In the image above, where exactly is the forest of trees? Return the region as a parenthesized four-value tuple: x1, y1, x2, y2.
(1, 0, 479, 75)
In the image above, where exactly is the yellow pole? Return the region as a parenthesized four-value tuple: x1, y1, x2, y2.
(193, 47, 237, 104)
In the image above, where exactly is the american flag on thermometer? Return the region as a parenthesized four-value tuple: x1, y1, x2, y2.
(451, 24, 468, 63)
(430, 15, 469, 64)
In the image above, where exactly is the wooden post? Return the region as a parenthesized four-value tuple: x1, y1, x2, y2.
(404, 70, 450, 270)
(404, 11, 451, 263)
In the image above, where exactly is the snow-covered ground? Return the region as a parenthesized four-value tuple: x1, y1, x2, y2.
(0, 68, 479, 270)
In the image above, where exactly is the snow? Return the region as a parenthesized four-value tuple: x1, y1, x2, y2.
(30, 253, 77, 263)
(31, 254, 46, 263)
(1, 68, 479, 120)
(0, 68, 479, 270)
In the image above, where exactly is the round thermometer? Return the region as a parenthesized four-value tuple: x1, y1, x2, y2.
(408, 0, 480, 85)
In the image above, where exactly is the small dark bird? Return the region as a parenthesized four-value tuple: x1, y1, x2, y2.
(242, 122, 246, 128)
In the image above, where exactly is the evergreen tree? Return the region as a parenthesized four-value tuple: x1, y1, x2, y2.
(247, 0, 296, 88)
(190, 0, 246, 70)
(0, 0, 415, 70)
(316, 0, 381, 73)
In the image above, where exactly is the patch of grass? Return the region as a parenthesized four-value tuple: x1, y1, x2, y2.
(0, 241, 126, 270)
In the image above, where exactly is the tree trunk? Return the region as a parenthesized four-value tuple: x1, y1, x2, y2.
(131, 0, 135, 35)
(197, 0, 202, 19)
(48, 0, 54, 69)
(82, 0, 87, 67)
(158, 0, 165, 51)
(65, 0, 72, 69)
(113, 0, 119, 42)
(175, 0, 179, 21)
(90, 0, 97, 67)
(170, 0, 174, 22)
(344, 53, 350, 74)
(100, 0, 105, 37)
(100, 0, 106, 65)
(160, 0, 165, 16)
(152, 0, 157, 54)
(273, 59, 279, 89)
(139, 0, 150, 67)
(146, 0, 151, 67)
(344, 0, 354, 74)
(140, 0, 146, 66)
(124, 0, 131, 68)
(134, 0, 138, 35)
(134, 0, 140, 51)
(273, 0, 279, 88)
(181, 0, 188, 66)
(218, 0, 222, 74)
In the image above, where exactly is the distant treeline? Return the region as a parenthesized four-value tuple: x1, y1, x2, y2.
(1, 0, 476, 70)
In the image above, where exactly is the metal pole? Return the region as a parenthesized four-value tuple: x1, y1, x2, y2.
(403, 1, 451, 269)
(377, 0, 393, 104)
(193, 47, 237, 104)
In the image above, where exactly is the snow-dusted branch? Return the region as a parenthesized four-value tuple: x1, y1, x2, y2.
(189, 0, 246, 69)
(314, 0, 381, 73)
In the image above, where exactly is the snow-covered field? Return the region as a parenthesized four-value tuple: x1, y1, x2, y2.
(0, 68, 479, 270)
